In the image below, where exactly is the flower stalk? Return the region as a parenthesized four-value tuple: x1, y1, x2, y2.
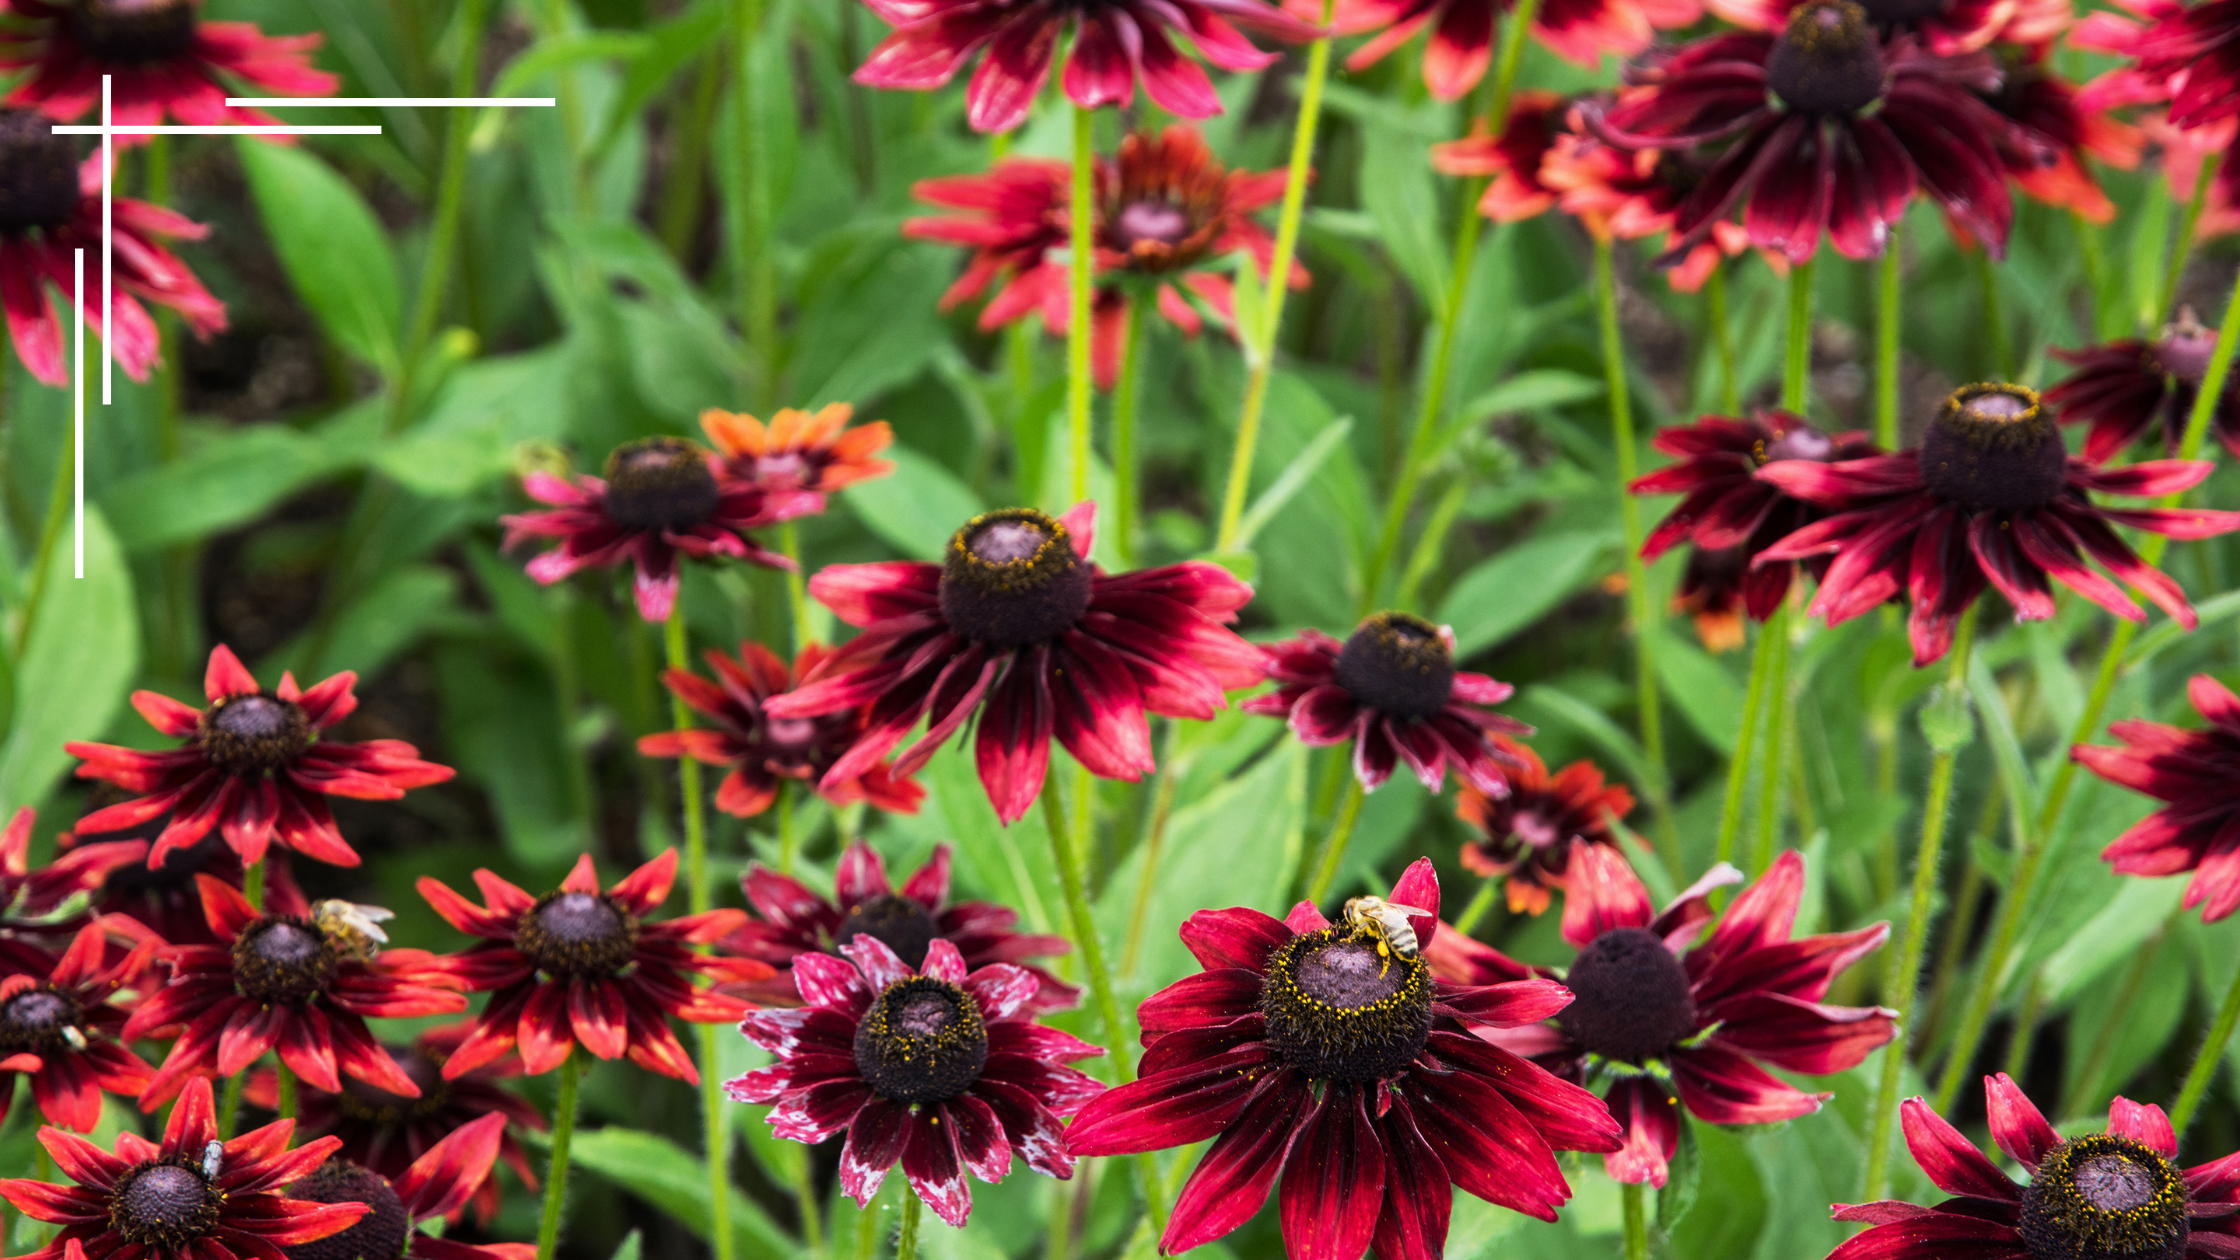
(1623, 1180, 1649, 1260)
(1111, 297, 1149, 566)
(1068, 106, 1097, 507)
(1302, 777, 1367, 904)
(2171, 962, 2240, 1138)
(897, 1195, 921, 1260)
(275, 1062, 296, 1122)
(1714, 606, 1780, 867)
(1753, 611, 1794, 874)
(663, 609, 732, 1260)
(1876, 230, 1902, 449)
(1783, 257, 1815, 412)
(536, 1053, 582, 1260)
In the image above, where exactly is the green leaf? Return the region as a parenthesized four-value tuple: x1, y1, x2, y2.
(1656, 628, 1743, 756)
(0, 509, 138, 811)
(2040, 875, 2184, 1005)
(1232, 417, 1352, 549)
(607, 1231, 643, 1260)
(237, 140, 402, 370)
(1359, 117, 1450, 314)
(2131, 587, 2240, 668)
(1230, 251, 1268, 367)
(1438, 530, 1620, 658)
(563, 1127, 797, 1260)
(434, 644, 582, 870)
(593, 0, 726, 160)
(491, 31, 653, 99)
(101, 423, 365, 551)
(1968, 657, 2038, 820)
(1518, 684, 1661, 801)
(848, 445, 984, 561)
(1451, 370, 1605, 430)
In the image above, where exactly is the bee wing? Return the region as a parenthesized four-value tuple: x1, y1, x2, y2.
(1379, 903, 1432, 919)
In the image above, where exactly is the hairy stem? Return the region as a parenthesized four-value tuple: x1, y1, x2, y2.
(1783, 256, 1815, 413)
(1067, 106, 1096, 506)
(1622, 1179, 1649, 1260)
(896, 1194, 921, 1260)
(1752, 611, 1793, 873)
(1875, 229, 1901, 449)
(1707, 260, 1739, 415)
(1303, 777, 1368, 906)
(1714, 609, 1778, 868)
(536, 1054, 581, 1260)
(2171, 954, 2240, 1140)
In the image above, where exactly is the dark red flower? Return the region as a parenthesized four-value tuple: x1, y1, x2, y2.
(2047, 314, 2240, 464)
(0, 922, 156, 1132)
(725, 840, 1078, 1012)
(0, 112, 224, 385)
(1703, 0, 2011, 55)
(0, 0, 336, 132)
(1429, 91, 1568, 221)
(2073, 0, 2240, 132)
(247, 1025, 546, 1229)
(66, 645, 454, 871)
(1538, 127, 1754, 292)
(852, 0, 1318, 133)
(727, 935, 1103, 1228)
(2072, 674, 2240, 923)
(416, 851, 769, 1083)
(1066, 859, 1623, 1259)
(700, 403, 896, 495)
(1245, 612, 1529, 796)
(58, 794, 309, 950)
(1445, 845, 1894, 1188)
(501, 437, 820, 623)
(1586, 1, 2034, 264)
(280, 1113, 536, 1260)
(0, 1076, 368, 1260)
(1456, 738, 1636, 916)
(122, 878, 465, 1108)
(0, 808, 146, 959)
(1973, 51, 2141, 225)
(1826, 1076, 2240, 1260)
(1758, 383, 2240, 665)
(764, 502, 1262, 824)
(1332, 0, 1697, 96)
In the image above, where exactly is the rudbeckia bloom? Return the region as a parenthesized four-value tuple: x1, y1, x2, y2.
(0, 110, 224, 385)
(1757, 383, 2240, 665)
(1703, 0, 2014, 54)
(765, 502, 1262, 824)
(1065, 859, 1622, 1259)
(724, 840, 1078, 1012)
(700, 403, 896, 495)
(278, 1113, 535, 1260)
(2072, 0, 2240, 132)
(2147, 113, 2240, 241)
(0, 1076, 368, 1260)
(0, 807, 146, 954)
(124, 878, 465, 1108)
(1827, 1075, 2240, 1260)
(851, 0, 1319, 133)
(416, 850, 769, 1083)
(727, 936, 1104, 1228)
(1587, 0, 2028, 263)
(61, 805, 309, 950)
(501, 436, 821, 623)
(2073, 674, 2240, 923)
(1429, 91, 1568, 221)
(1456, 739, 1636, 916)
(1245, 611, 1529, 795)
(1332, 0, 1697, 96)
(1973, 52, 2141, 225)
(1451, 844, 1893, 1188)
(2047, 314, 2240, 464)
(0, 922, 155, 1132)
(0, 0, 336, 132)
(638, 640, 924, 819)
(66, 644, 454, 871)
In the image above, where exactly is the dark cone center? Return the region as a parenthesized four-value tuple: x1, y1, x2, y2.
(937, 509, 1094, 648)
(336, 1049, 448, 1124)
(1857, 0, 1952, 25)
(1561, 927, 1698, 1063)
(233, 918, 339, 1005)
(1333, 612, 1456, 720)
(0, 987, 82, 1054)
(832, 894, 943, 971)
(517, 891, 637, 979)
(602, 437, 722, 532)
(852, 976, 987, 1104)
(2019, 1135, 2190, 1260)
(110, 1161, 220, 1250)
(0, 110, 79, 235)
(198, 693, 314, 772)
(1114, 200, 1193, 249)
(69, 0, 198, 65)
(1919, 383, 2067, 511)
(284, 1162, 413, 1260)
(1766, 1, 1890, 116)
(1260, 930, 1433, 1084)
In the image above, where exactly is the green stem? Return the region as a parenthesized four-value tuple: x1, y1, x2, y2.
(2160, 153, 2220, 324)
(1862, 606, 1978, 1202)
(536, 1054, 581, 1260)
(664, 611, 728, 1260)
(1110, 297, 1148, 566)
(550, 583, 599, 836)
(1783, 257, 1815, 413)
(1395, 478, 1469, 609)
(2171, 958, 2240, 1140)
(1452, 877, 1499, 936)
(12, 410, 73, 657)
(387, 0, 486, 437)
(1920, 793, 1997, 1046)
(1066, 106, 1096, 507)
(1974, 249, 2009, 380)
(243, 858, 267, 912)
(1622, 1179, 1649, 1260)
(780, 519, 813, 651)
(1120, 724, 1183, 976)
(1706, 260, 1739, 415)
(1302, 778, 1367, 906)
(657, 49, 725, 258)
(2076, 211, 2109, 343)
(219, 1072, 245, 1141)
(1752, 610, 1792, 874)
(1714, 610, 1778, 868)
(2000, 971, 2044, 1084)
(777, 781, 799, 875)
(896, 1195, 920, 1260)
(275, 1063, 296, 1122)
(1875, 228, 1902, 449)
(1044, 1176, 1072, 1260)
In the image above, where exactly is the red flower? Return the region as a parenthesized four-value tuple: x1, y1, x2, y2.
(0, 113, 224, 385)
(1447, 845, 1893, 1188)
(66, 645, 454, 871)
(2047, 313, 2240, 464)
(416, 851, 769, 1083)
(1758, 383, 2240, 665)
(278, 1112, 537, 1260)
(2073, 674, 2240, 922)
(1429, 91, 1567, 221)
(1245, 612, 1529, 795)
(852, 0, 1318, 134)
(122, 878, 465, 1108)
(1333, 0, 1697, 96)
(58, 797, 309, 950)
(0, 1076, 368, 1260)
(764, 502, 1263, 824)
(1456, 739, 1636, 916)
(1973, 52, 2142, 224)
(0, 922, 156, 1132)
(638, 641, 923, 819)
(0, 808, 146, 958)
(728, 935, 1104, 1227)
(1586, 2, 2033, 264)
(0, 0, 336, 132)
(1826, 1076, 2240, 1260)
(1065, 859, 1623, 1259)
(501, 437, 820, 623)
(725, 840, 1078, 1012)
(701, 403, 895, 495)
(2073, 0, 2240, 132)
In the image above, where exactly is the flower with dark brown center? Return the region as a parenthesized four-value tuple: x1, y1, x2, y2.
(514, 891, 637, 980)
(285, 1163, 410, 1260)
(852, 975, 989, 1104)
(1258, 928, 1434, 1084)
(279, 1114, 522, 1260)
(0, 0, 337, 135)
(834, 895, 942, 969)
(2019, 1137, 2191, 1260)
(111, 1161, 223, 1250)
(601, 437, 722, 531)
(1920, 384, 2067, 510)
(1458, 738, 1639, 914)
(1560, 926, 1699, 1063)
(198, 693, 314, 771)
(937, 509, 1097, 648)
(0, 806, 149, 965)
(1703, 0, 2017, 55)
(232, 917, 340, 1006)
(55, 785, 308, 950)
(0, 922, 156, 1132)
(2049, 313, 2240, 465)
(701, 402, 896, 495)
(0, 108, 79, 233)
(1766, 1, 1889, 114)
(68, 0, 196, 63)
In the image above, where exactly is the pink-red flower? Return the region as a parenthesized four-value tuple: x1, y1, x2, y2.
(501, 437, 820, 623)
(0, 0, 336, 132)
(2073, 0, 2240, 133)
(725, 840, 1078, 1012)
(2146, 113, 2240, 240)
(1246, 612, 1528, 795)
(637, 641, 924, 819)
(416, 851, 769, 1083)
(727, 936, 1103, 1228)
(1826, 1076, 2240, 1260)
(67, 645, 455, 871)
(0, 921, 155, 1132)
(58, 794, 309, 950)
(700, 403, 896, 495)
(2073, 673, 2240, 923)
(1974, 52, 2141, 225)
(1455, 739, 1636, 916)
(764, 501, 1262, 824)
(2047, 313, 2240, 464)
(1332, 0, 1697, 97)
(277, 1113, 536, 1260)
(1066, 859, 1622, 1259)
(0, 808, 145, 965)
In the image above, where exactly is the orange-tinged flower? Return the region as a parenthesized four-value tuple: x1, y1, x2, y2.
(700, 403, 896, 495)
(1456, 739, 1637, 915)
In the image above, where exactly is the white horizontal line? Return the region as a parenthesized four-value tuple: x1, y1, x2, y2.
(53, 124, 383, 134)
(225, 97, 557, 107)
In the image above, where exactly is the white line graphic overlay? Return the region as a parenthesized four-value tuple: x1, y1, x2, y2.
(72, 248, 83, 580)
(225, 97, 556, 107)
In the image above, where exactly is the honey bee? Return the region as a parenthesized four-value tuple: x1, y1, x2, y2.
(313, 900, 394, 961)
(1341, 896, 1430, 973)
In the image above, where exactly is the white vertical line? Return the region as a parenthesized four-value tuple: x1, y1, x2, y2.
(73, 248, 84, 580)
(100, 73, 111, 405)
